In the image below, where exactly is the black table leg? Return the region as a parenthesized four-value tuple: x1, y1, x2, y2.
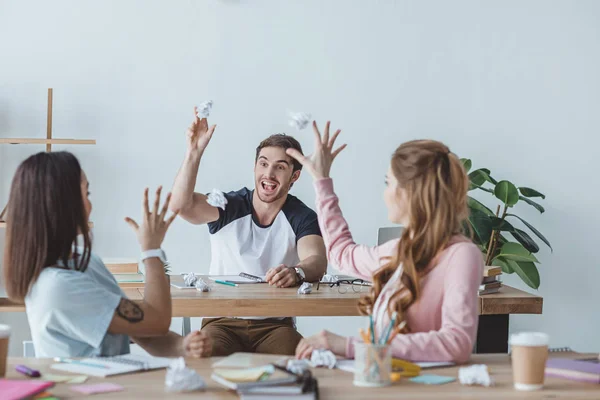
(474, 314, 509, 353)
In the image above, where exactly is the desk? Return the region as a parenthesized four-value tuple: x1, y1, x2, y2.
(0, 280, 542, 354)
(6, 353, 599, 399)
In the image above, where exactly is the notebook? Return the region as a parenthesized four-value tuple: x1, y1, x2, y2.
(211, 365, 298, 391)
(51, 354, 173, 377)
(546, 358, 600, 383)
(212, 353, 288, 369)
(0, 379, 55, 400)
(209, 274, 266, 284)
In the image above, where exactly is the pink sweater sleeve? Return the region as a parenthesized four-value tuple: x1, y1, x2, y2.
(347, 243, 483, 363)
(314, 178, 398, 281)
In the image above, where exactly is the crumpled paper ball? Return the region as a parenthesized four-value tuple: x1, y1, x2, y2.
(458, 364, 494, 387)
(182, 272, 198, 287)
(320, 274, 338, 283)
(310, 349, 337, 369)
(165, 357, 206, 392)
(195, 278, 211, 292)
(287, 359, 311, 375)
(298, 282, 313, 294)
(206, 189, 228, 210)
(197, 100, 213, 119)
(288, 111, 312, 130)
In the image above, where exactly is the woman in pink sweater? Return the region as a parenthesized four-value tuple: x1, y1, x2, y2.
(287, 122, 484, 363)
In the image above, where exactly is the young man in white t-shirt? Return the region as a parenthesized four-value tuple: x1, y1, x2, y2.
(170, 108, 328, 356)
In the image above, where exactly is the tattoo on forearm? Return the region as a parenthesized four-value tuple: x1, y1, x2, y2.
(116, 298, 144, 323)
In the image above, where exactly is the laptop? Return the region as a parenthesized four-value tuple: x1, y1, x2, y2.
(377, 226, 403, 246)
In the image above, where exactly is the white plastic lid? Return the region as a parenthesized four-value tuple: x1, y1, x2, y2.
(509, 332, 549, 347)
(0, 324, 11, 338)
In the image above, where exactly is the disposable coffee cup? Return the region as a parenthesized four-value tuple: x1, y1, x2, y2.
(0, 324, 11, 377)
(509, 332, 549, 391)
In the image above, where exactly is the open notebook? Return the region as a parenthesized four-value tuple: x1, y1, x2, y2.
(51, 354, 174, 377)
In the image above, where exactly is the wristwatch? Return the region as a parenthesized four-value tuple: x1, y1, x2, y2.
(140, 249, 168, 265)
(293, 266, 306, 284)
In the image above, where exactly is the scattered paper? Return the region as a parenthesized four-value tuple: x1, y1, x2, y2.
(297, 282, 313, 294)
(165, 357, 206, 392)
(182, 272, 199, 287)
(320, 274, 338, 283)
(195, 278, 211, 292)
(197, 100, 213, 119)
(42, 374, 88, 384)
(70, 383, 124, 394)
(288, 111, 312, 131)
(458, 364, 493, 387)
(310, 349, 337, 369)
(206, 189, 227, 210)
(410, 374, 456, 385)
(287, 359, 310, 375)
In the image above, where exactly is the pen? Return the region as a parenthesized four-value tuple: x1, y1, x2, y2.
(369, 314, 375, 343)
(53, 357, 108, 369)
(381, 311, 398, 345)
(215, 280, 238, 287)
(15, 364, 41, 377)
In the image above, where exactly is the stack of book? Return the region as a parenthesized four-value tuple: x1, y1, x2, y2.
(211, 353, 318, 400)
(479, 266, 502, 295)
(104, 258, 145, 288)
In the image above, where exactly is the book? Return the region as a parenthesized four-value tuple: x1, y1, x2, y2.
(545, 358, 600, 383)
(211, 365, 298, 391)
(113, 273, 145, 288)
(478, 287, 501, 295)
(483, 266, 502, 277)
(212, 353, 288, 369)
(103, 258, 138, 274)
(479, 281, 502, 291)
(51, 354, 173, 377)
(0, 379, 55, 400)
(481, 275, 501, 284)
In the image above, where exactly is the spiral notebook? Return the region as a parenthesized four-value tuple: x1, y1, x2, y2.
(51, 354, 173, 377)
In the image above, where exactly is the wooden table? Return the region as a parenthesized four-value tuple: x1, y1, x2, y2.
(5, 353, 599, 399)
(0, 279, 542, 354)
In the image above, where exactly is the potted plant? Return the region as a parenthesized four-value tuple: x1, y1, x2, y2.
(461, 159, 552, 289)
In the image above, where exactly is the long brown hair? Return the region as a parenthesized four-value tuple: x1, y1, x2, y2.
(3, 152, 92, 301)
(358, 140, 469, 331)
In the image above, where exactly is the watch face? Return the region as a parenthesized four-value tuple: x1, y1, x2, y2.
(295, 267, 306, 279)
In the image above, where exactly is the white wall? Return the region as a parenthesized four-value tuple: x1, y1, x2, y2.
(1, 0, 599, 356)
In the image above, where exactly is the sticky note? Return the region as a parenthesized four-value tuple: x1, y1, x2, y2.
(70, 383, 125, 394)
(409, 374, 456, 385)
(42, 374, 88, 384)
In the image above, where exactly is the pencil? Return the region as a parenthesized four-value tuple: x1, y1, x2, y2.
(359, 328, 370, 343)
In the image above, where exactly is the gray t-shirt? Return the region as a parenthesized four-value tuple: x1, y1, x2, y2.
(25, 251, 130, 357)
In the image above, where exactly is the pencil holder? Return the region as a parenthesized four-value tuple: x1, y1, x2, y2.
(353, 342, 392, 387)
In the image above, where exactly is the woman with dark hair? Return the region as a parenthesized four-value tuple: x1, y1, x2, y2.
(288, 122, 483, 363)
(3, 151, 211, 358)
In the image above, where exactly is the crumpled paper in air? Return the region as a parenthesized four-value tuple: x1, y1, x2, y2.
(206, 189, 228, 210)
(297, 282, 313, 294)
(164, 357, 206, 392)
(196, 100, 213, 119)
(288, 111, 312, 130)
(458, 364, 494, 387)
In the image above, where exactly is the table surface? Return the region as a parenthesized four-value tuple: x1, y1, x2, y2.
(5, 353, 599, 399)
(0, 276, 543, 317)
